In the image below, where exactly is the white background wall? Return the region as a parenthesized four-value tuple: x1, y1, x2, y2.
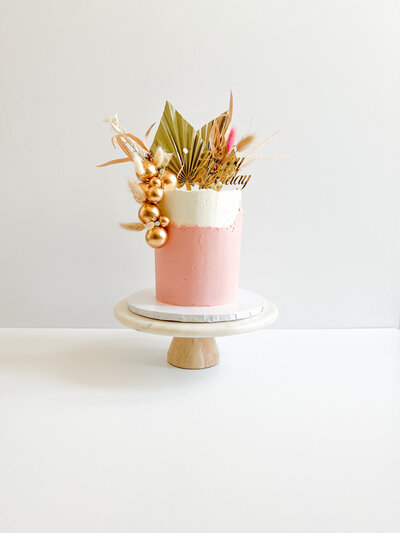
(0, 0, 399, 328)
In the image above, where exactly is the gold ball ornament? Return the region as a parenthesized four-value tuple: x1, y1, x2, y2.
(161, 170, 178, 190)
(145, 227, 168, 248)
(146, 186, 164, 204)
(139, 161, 158, 180)
(149, 177, 162, 188)
(138, 203, 160, 224)
(159, 216, 170, 227)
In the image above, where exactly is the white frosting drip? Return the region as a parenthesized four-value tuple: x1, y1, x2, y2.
(160, 189, 242, 228)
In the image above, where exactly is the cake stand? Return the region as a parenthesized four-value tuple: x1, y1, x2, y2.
(114, 291, 278, 369)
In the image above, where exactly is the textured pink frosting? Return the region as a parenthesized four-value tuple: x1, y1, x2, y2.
(155, 209, 243, 307)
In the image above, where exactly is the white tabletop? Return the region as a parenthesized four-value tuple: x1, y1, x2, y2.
(1, 327, 399, 532)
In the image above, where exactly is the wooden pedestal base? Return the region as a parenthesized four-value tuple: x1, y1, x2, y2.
(167, 337, 220, 369)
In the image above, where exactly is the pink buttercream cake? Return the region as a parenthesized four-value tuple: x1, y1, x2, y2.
(154, 189, 243, 307)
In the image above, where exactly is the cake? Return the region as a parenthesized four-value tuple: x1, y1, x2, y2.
(156, 188, 243, 306)
(100, 93, 278, 308)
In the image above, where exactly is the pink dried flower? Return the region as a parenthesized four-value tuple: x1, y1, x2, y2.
(226, 128, 236, 153)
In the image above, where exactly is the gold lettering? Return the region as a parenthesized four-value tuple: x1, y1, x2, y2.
(239, 175, 251, 189)
(224, 174, 251, 189)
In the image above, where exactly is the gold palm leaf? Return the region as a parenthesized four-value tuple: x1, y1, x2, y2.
(151, 100, 233, 186)
(151, 101, 206, 184)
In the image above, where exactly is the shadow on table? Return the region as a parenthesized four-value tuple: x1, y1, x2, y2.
(0, 331, 217, 391)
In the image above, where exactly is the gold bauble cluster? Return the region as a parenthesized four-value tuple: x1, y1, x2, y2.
(136, 160, 177, 248)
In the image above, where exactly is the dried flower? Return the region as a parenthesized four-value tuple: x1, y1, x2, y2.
(133, 154, 145, 177)
(119, 222, 145, 231)
(128, 179, 146, 203)
(236, 134, 255, 152)
(103, 114, 120, 130)
(163, 152, 173, 166)
(226, 128, 236, 153)
(154, 146, 165, 168)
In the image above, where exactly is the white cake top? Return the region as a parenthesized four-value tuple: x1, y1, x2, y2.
(160, 188, 242, 228)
